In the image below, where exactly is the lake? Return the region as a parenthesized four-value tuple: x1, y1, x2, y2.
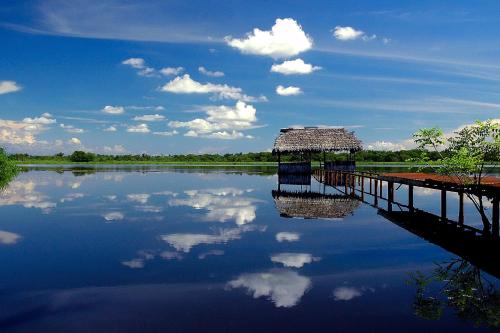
(0, 166, 498, 332)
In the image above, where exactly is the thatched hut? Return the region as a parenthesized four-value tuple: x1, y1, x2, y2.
(272, 127, 362, 173)
(272, 190, 361, 219)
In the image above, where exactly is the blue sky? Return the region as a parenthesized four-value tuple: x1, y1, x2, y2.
(1, 0, 500, 154)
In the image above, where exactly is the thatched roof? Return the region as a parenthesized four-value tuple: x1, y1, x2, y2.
(273, 127, 362, 154)
(272, 190, 361, 219)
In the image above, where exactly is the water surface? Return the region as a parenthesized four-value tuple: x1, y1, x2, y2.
(0, 166, 498, 332)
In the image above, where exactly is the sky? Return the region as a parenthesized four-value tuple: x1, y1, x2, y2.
(1, 0, 500, 155)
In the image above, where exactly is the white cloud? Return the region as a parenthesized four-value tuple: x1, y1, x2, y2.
(225, 18, 313, 59)
(102, 105, 125, 115)
(153, 130, 178, 136)
(103, 145, 126, 154)
(103, 212, 124, 221)
(22, 115, 56, 125)
(103, 126, 117, 132)
(276, 232, 300, 242)
(270, 253, 320, 268)
(333, 287, 363, 301)
(133, 114, 165, 122)
(68, 137, 81, 145)
(0, 230, 22, 245)
(126, 123, 150, 133)
(168, 100, 258, 139)
(276, 85, 302, 96)
(60, 123, 84, 133)
(366, 140, 415, 151)
(160, 67, 184, 76)
(0, 81, 22, 95)
(198, 66, 224, 77)
(271, 58, 321, 75)
(161, 74, 264, 102)
(228, 270, 311, 307)
(332, 26, 364, 41)
(122, 58, 146, 69)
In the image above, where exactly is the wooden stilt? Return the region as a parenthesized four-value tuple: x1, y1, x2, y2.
(408, 185, 414, 212)
(374, 179, 378, 206)
(492, 197, 499, 238)
(379, 180, 383, 198)
(458, 191, 464, 226)
(441, 189, 447, 221)
(361, 176, 364, 201)
(369, 178, 372, 194)
(388, 181, 394, 211)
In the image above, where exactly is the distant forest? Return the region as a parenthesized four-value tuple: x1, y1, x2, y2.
(9, 149, 491, 163)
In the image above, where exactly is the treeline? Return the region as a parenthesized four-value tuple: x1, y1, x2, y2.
(8, 149, 458, 163)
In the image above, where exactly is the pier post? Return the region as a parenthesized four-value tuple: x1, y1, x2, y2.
(492, 197, 499, 238)
(369, 178, 372, 194)
(458, 191, 464, 226)
(361, 176, 364, 201)
(388, 181, 394, 211)
(374, 179, 378, 206)
(441, 190, 447, 221)
(408, 185, 414, 212)
(379, 180, 383, 198)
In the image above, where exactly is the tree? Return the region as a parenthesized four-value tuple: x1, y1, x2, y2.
(70, 151, 95, 162)
(0, 147, 19, 190)
(412, 120, 499, 233)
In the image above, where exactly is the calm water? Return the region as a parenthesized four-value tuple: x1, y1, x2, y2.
(0, 166, 498, 332)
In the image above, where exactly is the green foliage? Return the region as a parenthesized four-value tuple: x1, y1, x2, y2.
(0, 147, 19, 189)
(69, 151, 95, 162)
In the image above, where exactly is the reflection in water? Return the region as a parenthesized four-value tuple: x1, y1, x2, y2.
(198, 249, 224, 259)
(161, 224, 266, 253)
(332, 287, 363, 301)
(228, 269, 311, 308)
(273, 190, 360, 220)
(276, 232, 300, 242)
(270, 252, 320, 268)
(0, 178, 56, 213)
(169, 188, 258, 225)
(408, 259, 499, 329)
(0, 230, 21, 245)
(103, 212, 125, 221)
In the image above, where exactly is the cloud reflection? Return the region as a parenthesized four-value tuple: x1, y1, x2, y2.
(0, 230, 22, 245)
(0, 179, 56, 213)
(103, 212, 125, 221)
(228, 269, 311, 308)
(169, 188, 258, 225)
(270, 253, 320, 268)
(275, 232, 300, 242)
(161, 225, 265, 253)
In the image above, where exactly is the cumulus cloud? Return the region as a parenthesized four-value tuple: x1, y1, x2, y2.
(332, 26, 381, 42)
(276, 232, 300, 242)
(0, 114, 56, 147)
(270, 253, 320, 268)
(68, 137, 81, 145)
(103, 126, 117, 132)
(228, 270, 311, 307)
(133, 114, 165, 122)
(122, 58, 156, 77)
(0, 230, 22, 245)
(169, 187, 258, 225)
(22, 114, 56, 125)
(332, 287, 363, 301)
(160, 74, 265, 102)
(271, 58, 321, 75)
(198, 66, 224, 77)
(126, 123, 150, 133)
(103, 145, 126, 154)
(153, 130, 178, 136)
(160, 67, 184, 76)
(168, 100, 258, 139)
(161, 224, 264, 253)
(225, 18, 313, 59)
(366, 140, 415, 151)
(0, 80, 22, 94)
(60, 123, 84, 133)
(276, 85, 302, 96)
(332, 26, 364, 41)
(102, 105, 125, 115)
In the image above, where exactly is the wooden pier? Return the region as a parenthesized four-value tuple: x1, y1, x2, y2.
(313, 169, 500, 237)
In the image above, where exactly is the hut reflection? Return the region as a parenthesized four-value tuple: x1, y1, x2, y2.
(273, 173, 360, 220)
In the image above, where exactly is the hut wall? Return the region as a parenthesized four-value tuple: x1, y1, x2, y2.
(278, 161, 312, 174)
(325, 161, 356, 172)
(278, 173, 311, 185)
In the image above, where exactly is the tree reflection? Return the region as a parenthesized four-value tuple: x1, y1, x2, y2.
(408, 258, 499, 328)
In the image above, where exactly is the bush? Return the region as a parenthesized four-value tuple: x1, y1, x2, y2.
(0, 148, 19, 189)
(70, 151, 95, 162)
